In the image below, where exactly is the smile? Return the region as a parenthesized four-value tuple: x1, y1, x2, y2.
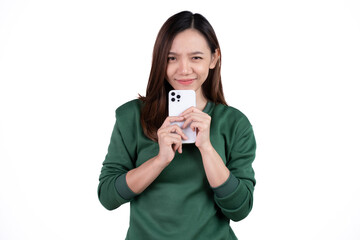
(176, 79, 195, 85)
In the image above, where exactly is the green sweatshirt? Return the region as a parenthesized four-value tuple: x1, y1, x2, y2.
(98, 99, 256, 240)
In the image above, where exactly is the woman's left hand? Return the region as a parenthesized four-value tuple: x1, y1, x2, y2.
(181, 107, 212, 150)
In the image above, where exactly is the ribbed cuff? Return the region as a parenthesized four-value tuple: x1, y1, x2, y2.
(212, 173, 239, 198)
(115, 173, 138, 200)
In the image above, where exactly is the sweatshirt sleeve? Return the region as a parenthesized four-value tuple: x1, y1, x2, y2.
(97, 118, 137, 210)
(214, 124, 256, 222)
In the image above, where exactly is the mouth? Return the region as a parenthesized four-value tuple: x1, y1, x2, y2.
(176, 79, 195, 85)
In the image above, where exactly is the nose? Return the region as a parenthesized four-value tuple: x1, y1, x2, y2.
(178, 59, 192, 75)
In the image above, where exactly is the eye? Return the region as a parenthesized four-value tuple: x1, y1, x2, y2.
(168, 56, 176, 62)
(192, 56, 203, 61)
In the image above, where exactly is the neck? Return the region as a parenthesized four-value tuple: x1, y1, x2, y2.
(196, 89, 207, 111)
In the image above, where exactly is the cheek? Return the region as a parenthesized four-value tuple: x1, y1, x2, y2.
(196, 64, 210, 78)
(166, 64, 175, 79)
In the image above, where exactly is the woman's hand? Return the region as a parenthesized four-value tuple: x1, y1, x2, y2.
(181, 107, 212, 150)
(157, 116, 188, 166)
(181, 107, 230, 188)
(125, 116, 187, 195)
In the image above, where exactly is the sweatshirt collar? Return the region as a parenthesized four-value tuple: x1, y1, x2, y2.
(203, 101, 215, 115)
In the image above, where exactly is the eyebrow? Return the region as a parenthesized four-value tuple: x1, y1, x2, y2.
(168, 51, 205, 55)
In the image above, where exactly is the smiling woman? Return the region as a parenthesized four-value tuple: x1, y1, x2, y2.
(138, 11, 226, 142)
(98, 10, 256, 240)
(166, 29, 220, 110)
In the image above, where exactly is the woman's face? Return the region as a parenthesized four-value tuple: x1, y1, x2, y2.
(166, 29, 219, 96)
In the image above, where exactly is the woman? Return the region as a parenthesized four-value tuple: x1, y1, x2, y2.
(98, 11, 256, 240)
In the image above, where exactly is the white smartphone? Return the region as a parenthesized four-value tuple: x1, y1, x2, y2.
(168, 90, 196, 144)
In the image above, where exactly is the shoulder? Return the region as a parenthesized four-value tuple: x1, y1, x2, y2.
(211, 104, 255, 153)
(115, 99, 143, 120)
(212, 103, 252, 128)
(113, 99, 143, 142)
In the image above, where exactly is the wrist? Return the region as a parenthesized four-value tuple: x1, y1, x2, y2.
(197, 142, 214, 153)
(154, 154, 171, 169)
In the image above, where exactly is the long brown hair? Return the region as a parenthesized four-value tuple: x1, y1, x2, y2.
(139, 11, 227, 141)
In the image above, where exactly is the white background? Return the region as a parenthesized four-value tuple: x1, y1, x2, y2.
(1, 0, 360, 239)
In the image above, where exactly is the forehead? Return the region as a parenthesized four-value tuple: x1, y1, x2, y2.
(169, 29, 211, 53)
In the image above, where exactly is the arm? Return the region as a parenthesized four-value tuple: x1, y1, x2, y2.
(198, 144, 230, 188)
(182, 107, 256, 221)
(213, 125, 256, 221)
(98, 114, 187, 211)
(97, 120, 135, 210)
(125, 116, 187, 194)
(182, 107, 230, 188)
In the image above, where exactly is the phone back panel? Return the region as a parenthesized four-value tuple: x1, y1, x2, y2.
(168, 90, 196, 144)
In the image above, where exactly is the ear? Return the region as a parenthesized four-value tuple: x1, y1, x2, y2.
(209, 48, 220, 69)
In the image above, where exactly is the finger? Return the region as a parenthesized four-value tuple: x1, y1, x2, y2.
(173, 140, 182, 154)
(168, 125, 188, 140)
(178, 144, 182, 154)
(189, 121, 207, 132)
(161, 116, 185, 128)
(158, 126, 188, 143)
(182, 111, 209, 121)
(163, 133, 182, 146)
(183, 111, 210, 119)
(180, 106, 201, 116)
(171, 137, 182, 153)
(182, 117, 193, 129)
(182, 114, 208, 129)
(168, 116, 185, 123)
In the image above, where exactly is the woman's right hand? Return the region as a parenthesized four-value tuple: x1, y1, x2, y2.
(157, 116, 188, 166)
(124, 116, 188, 195)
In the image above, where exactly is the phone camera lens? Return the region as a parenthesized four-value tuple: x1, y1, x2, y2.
(171, 92, 175, 96)
(176, 95, 181, 99)
(171, 98, 175, 102)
